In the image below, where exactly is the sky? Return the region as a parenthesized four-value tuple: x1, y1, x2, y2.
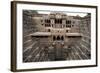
(37, 11, 88, 17)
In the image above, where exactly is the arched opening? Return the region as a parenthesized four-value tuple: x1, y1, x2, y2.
(53, 36, 56, 41)
(48, 29, 51, 32)
(66, 30, 69, 32)
(57, 36, 60, 40)
(61, 36, 64, 40)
